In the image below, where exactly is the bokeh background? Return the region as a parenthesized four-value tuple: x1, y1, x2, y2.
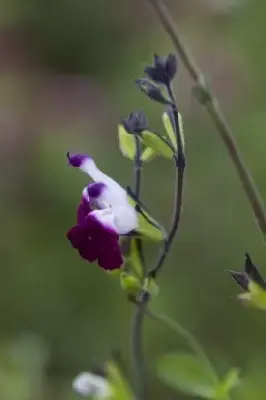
(1, 0, 266, 398)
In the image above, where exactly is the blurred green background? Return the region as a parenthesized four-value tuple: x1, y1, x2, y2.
(1, 0, 266, 398)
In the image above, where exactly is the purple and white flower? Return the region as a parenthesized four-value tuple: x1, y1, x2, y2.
(66, 153, 138, 270)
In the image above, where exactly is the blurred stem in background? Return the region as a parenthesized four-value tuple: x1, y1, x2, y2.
(147, 0, 266, 241)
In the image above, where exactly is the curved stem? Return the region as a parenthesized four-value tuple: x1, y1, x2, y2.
(147, 0, 266, 239)
(149, 83, 186, 278)
(146, 310, 218, 382)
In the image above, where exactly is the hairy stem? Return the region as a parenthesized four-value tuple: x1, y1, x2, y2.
(147, 0, 266, 238)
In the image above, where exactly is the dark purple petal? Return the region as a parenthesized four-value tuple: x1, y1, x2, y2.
(77, 198, 92, 224)
(98, 239, 123, 270)
(228, 270, 249, 291)
(67, 152, 90, 167)
(144, 66, 167, 85)
(165, 53, 177, 81)
(67, 224, 98, 262)
(88, 182, 106, 198)
(154, 54, 164, 67)
(78, 239, 99, 262)
(245, 253, 266, 289)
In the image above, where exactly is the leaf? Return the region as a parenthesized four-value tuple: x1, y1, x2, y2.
(120, 272, 141, 295)
(143, 277, 160, 296)
(162, 111, 177, 151)
(127, 191, 166, 242)
(128, 239, 143, 279)
(118, 124, 136, 160)
(141, 146, 156, 162)
(238, 281, 266, 310)
(157, 353, 217, 398)
(141, 130, 174, 159)
(106, 360, 135, 400)
(215, 368, 240, 398)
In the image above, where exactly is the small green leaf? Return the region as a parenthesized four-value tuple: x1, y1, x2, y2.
(157, 353, 217, 398)
(215, 368, 240, 398)
(238, 281, 266, 310)
(127, 194, 166, 242)
(162, 111, 177, 151)
(128, 239, 143, 279)
(143, 277, 160, 296)
(106, 360, 135, 400)
(120, 272, 141, 295)
(141, 146, 156, 162)
(118, 124, 136, 160)
(141, 130, 174, 159)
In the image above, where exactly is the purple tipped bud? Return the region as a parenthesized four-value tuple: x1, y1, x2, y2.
(67, 152, 90, 168)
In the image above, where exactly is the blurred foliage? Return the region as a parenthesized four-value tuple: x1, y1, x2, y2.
(1, 0, 266, 399)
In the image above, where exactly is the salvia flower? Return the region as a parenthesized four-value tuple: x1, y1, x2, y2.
(228, 253, 266, 310)
(73, 372, 111, 398)
(67, 153, 138, 270)
(122, 110, 148, 134)
(144, 53, 177, 85)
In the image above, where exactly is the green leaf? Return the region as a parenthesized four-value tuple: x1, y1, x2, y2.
(118, 124, 136, 160)
(128, 239, 143, 279)
(120, 272, 141, 295)
(127, 193, 166, 242)
(143, 277, 160, 296)
(106, 360, 134, 400)
(141, 130, 174, 159)
(238, 281, 266, 310)
(215, 368, 240, 399)
(141, 146, 156, 162)
(162, 111, 177, 151)
(157, 353, 217, 398)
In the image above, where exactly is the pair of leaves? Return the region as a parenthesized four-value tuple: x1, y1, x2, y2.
(157, 352, 239, 399)
(118, 124, 156, 162)
(118, 111, 184, 161)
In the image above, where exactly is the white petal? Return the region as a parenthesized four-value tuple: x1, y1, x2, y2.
(90, 209, 118, 233)
(113, 204, 138, 234)
(73, 372, 111, 398)
(78, 157, 127, 205)
(91, 206, 138, 235)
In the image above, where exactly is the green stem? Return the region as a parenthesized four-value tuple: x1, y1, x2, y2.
(146, 309, 218, 382)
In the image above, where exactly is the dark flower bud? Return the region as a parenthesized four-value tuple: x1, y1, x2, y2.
(228, 253, 266, 291)
(122, 111, 148, 134)
(144, 53, 178, 85)
(135, 78, 172, 105)
(244, 253, 266, 288)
